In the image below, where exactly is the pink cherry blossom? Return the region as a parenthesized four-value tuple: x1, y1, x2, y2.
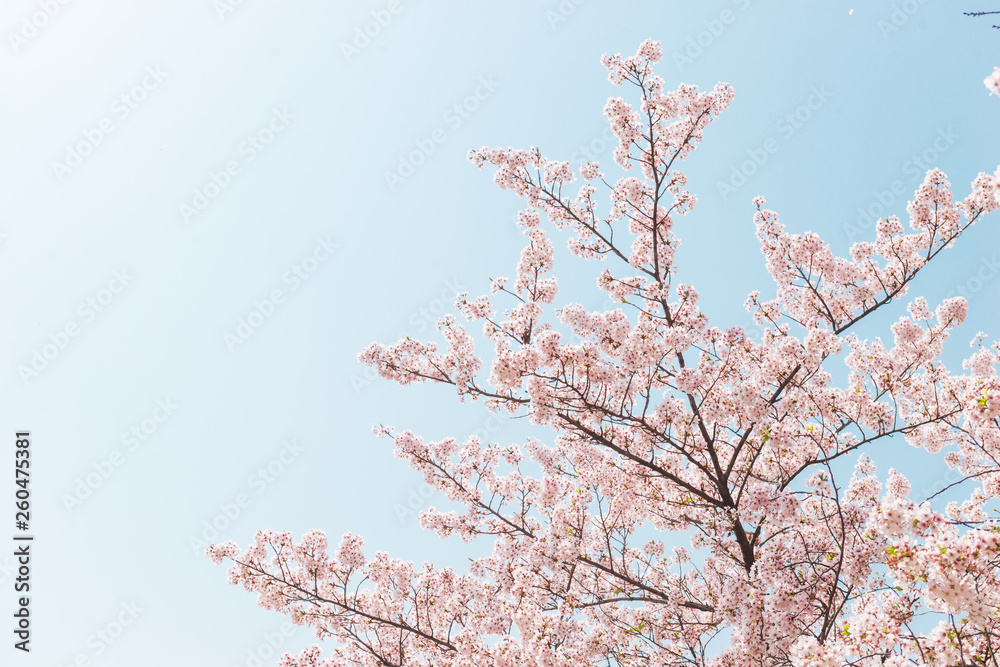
(210, 40, 1000, 667)
(986, 66, 1000, 96)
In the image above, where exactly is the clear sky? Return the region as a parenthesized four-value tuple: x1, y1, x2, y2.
(1, 1, 998, 665)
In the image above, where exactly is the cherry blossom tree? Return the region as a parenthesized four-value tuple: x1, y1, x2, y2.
(208, 40, 1000, 667)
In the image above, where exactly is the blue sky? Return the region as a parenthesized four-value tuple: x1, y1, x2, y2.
(1, 1, 998, 665)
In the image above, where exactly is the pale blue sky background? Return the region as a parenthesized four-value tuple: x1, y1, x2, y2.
(1, 1, 998, 665)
